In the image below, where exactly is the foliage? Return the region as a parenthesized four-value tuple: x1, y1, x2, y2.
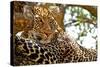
(64, 6, 97, 49)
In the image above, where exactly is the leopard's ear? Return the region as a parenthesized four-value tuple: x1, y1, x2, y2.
(23, 5, 34, 20)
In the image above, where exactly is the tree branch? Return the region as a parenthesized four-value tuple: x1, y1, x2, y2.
(67, 4, 97, 17)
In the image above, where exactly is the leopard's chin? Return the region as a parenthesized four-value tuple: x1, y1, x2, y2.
(40, 39, 51, 44)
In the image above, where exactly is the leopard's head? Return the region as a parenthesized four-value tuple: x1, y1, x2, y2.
(21, 5, 64, 44)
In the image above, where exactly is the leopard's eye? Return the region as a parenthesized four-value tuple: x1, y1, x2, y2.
(40, 19, 42, 22)
(50, 22, 52, 23)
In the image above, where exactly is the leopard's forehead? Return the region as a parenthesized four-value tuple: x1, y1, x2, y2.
(33, 6, 49, 17)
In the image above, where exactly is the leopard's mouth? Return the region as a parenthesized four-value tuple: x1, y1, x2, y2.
(34, 31, 53, 44)
(36, 35, 42, 41)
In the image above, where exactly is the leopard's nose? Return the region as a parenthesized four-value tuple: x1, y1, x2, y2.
(44, 30, 53, 37)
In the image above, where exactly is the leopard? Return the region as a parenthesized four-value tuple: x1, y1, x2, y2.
(13, 1, 97, 66)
